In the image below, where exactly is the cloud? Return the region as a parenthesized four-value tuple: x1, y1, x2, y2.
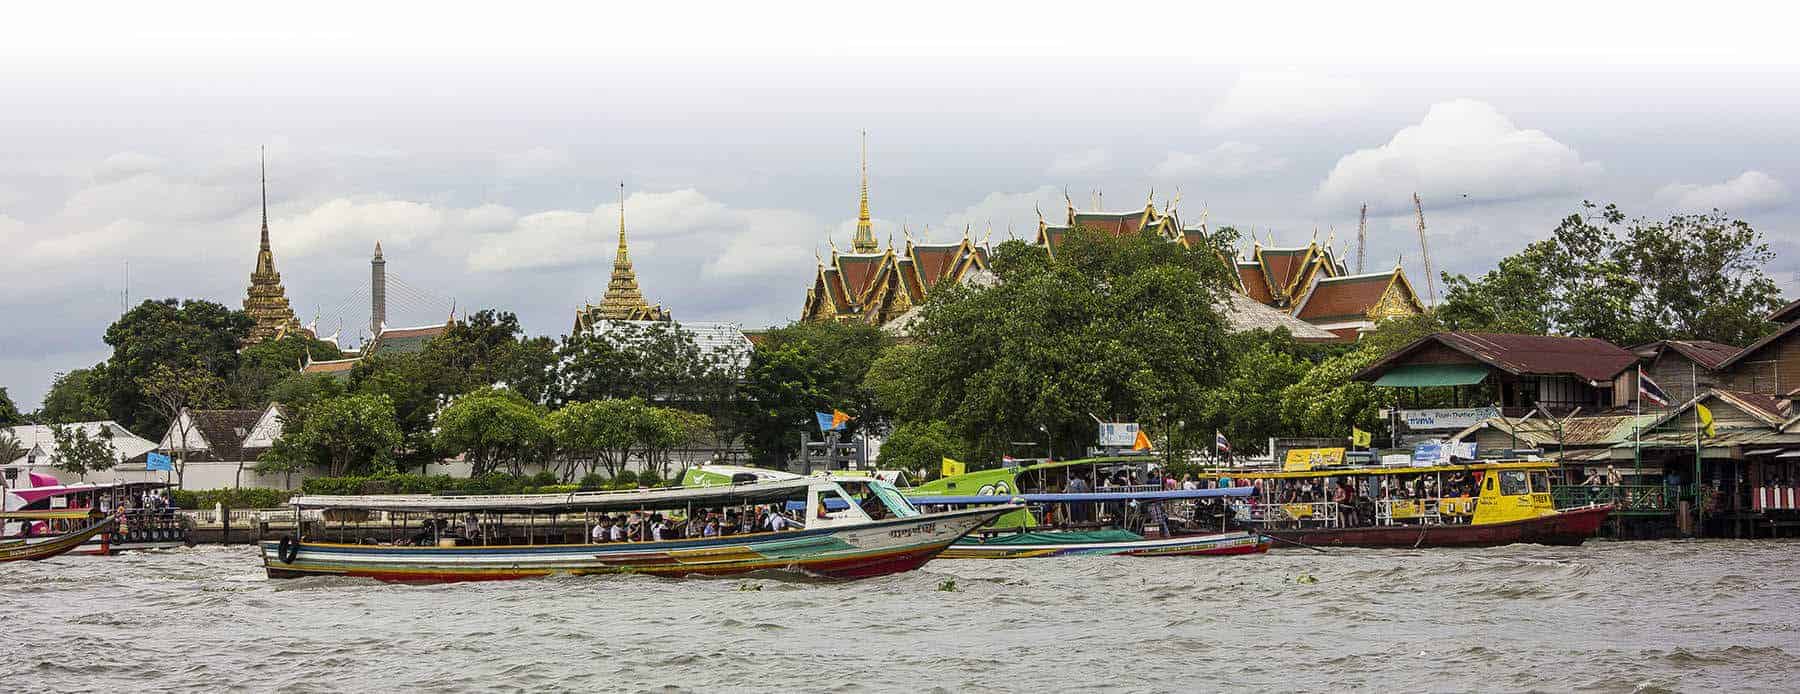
(1315, 99, 1602, 211)
(1153, 141, 1288, 179)
(1653, 171, 1790, 213)
(1046, 148, 1109, 176)
(942, 186, 1063, 240)
(465, 189, 820, 278)
(496, 147, 573, 179)
(1207, 69, 1368, 130)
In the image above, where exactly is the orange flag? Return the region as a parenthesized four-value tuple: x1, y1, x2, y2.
(1132, 430, 1153, 451)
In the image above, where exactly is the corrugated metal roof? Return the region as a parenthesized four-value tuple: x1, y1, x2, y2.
(1634, 339, 1742, 370)
(1357, 332, 1638, 383)
(1718, 320, 1800, 370)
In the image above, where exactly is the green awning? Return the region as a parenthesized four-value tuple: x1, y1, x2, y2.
(1373, 364, 1490, 387)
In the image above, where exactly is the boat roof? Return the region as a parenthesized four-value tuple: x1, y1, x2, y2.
(289, 477, 822, 513)
(910, 488, 1255, 505)
(5, 481, 173, 505)
(1193, 459, 1558, 480)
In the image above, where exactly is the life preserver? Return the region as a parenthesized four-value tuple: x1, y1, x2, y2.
(277, 535, 300, 564)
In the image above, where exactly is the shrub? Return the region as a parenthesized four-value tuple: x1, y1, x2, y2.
(171, 487, 295, 510)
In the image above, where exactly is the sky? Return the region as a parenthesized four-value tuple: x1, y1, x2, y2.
(4, 2, 1800, 412)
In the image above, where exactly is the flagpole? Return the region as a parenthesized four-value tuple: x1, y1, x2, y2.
(1633, 365, 1642, 481)
(1692, 361, 1702, 534)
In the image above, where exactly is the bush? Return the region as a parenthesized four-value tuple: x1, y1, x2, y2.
(171, 488, 296, 510)
(299, 472, 582, 497)
(577, 473, 608, 491)
(611, 470, 638, 488)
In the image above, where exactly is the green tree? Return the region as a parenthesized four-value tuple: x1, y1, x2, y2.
(95, 298, 251, 433)
(1195, 329, 1323, 457)
(0, 387, 21, 426)
(1278, 314, 1446, 441)
(288, 393, 402, 476)
(434, 387, 549, 476)
(138, 364, 226, 487)
(49, 425, 118, 476)
(739, 321, 889, 466)
(350, 352, 442, 473)
(878, 229, 1233, 465)
(0, 430, 24, 468)
(228, 333, 345, 408)
(1438, 202, 1782, 346)
(38, 369, 109, 424)
(876, 420, 962, 479)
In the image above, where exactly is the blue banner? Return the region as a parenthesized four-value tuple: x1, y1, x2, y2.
(146, 451, 173, 471)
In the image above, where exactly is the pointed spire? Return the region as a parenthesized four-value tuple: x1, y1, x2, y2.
(259, 146, 270, 252)
(616, 181, 629, 267)
(852, 130, 878, 253)
(590, 182, 670, 323)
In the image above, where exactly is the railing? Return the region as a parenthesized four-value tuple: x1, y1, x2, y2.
(1549, 484, 1673, 515)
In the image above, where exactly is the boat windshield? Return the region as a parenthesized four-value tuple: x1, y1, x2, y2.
(868, 480, 921, 518)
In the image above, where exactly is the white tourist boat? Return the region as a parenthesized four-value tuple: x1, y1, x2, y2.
(260, 474, 1012, 582)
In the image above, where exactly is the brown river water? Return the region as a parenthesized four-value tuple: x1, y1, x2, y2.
(2, 540, 1796, 692)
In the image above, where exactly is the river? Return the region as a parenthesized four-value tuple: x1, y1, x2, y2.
(3, 541, 1796, 692)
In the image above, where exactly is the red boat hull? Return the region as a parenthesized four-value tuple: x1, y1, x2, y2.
(1265, 505, 1612, 549)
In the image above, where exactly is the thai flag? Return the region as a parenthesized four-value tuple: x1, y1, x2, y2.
(1638, 368, 1672, 407)
(1215, 430, 1232, 455)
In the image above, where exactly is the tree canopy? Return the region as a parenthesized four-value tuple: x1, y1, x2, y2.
(1439, 202, 1783, 346)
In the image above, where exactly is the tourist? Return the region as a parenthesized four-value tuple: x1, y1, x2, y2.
(703, 517, 720, 537)
(651, 515, 667, 541)
(767, 511, 793, 532)
(1181, 474, 1197, 491)
(609, 517, 626, 542)
(1334, 480, 1356, 526)
(591, 520, 607, 544)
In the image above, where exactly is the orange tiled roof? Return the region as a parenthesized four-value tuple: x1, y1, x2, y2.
(1295, 273, 1395, 321)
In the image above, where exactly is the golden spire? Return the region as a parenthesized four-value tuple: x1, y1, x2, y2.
(852, 130, 878, 253)
(244, 146, 301, 344)
(588, 182, 670, 323)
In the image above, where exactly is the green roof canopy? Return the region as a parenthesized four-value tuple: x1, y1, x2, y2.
(1373, 364, 1490, 387)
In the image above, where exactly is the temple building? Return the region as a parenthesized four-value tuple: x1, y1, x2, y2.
(574, 185, 671, 332)
(242, 154, 305, 344)
(1034, 195, 1425, 342)
(801, 134, 991, 325)
(1233, 238, 1425, 341)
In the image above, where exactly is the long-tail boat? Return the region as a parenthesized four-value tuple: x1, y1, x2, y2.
(907, 488, 1268, 558)
(4, 479, 191, 554)
(260, 475, 1011, 582)
(1204, 459, 1611, 548)
(0, 511, 117, 562)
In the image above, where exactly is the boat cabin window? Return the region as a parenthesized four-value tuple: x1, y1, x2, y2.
(1498, 470, 1529, 496)
(1528, 471, 1550, 494)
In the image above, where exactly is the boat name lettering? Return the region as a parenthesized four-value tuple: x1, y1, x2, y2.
(889, 523, 937, 539)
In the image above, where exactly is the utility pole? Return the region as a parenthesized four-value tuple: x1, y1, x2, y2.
(1355, 204, 1367, 274)
(1413, 193, 1437, 306)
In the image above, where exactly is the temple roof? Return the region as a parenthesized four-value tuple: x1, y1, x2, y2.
(1294, 272, 1404, 321)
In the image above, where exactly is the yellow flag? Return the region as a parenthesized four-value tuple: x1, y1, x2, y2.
(1132, 430, 1153, 451)
(1696, 403, 1716, 438)
(1351, 427, 1373, 448)
(941, 457, 966, 477)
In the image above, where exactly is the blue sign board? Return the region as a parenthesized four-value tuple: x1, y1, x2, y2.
(146, 452, 173, 471)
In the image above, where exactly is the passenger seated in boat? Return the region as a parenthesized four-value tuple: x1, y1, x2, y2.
(591, 521, 607, 544)
(609, 518, 625, 542)
(703, 517, 720, 537)
(767, 511, 794, 532)
(463, 514, 479, 542)
(860, 494, 888, 520)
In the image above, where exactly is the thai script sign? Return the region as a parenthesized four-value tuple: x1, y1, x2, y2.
(1096, 422, 1142, 448)
(1284, 447, 1346, 471)
(1399, 407, 1500, 431)
(1412, 440, 1478, 465)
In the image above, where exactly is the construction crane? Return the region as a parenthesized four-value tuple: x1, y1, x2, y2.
(1355, 204, 1367, 274)
(1414, 193, 1437, 306)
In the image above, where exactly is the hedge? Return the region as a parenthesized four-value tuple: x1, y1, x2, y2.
(300, 471, 672, 497)
(171, 488, 297, 510)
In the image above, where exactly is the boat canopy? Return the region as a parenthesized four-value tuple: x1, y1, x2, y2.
(910, 487, 1255, 506)
(288, 477, 820, 513)
(1193, 460, 1557, 480)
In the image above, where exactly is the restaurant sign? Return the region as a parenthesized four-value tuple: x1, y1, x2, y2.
(1399, 407, 1500, 431)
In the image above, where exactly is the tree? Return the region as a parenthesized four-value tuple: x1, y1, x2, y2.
(39, 369, 109, 424)
(1438, 202, 1783, 346)
(0, 430, 26, 469)
(1278, 314, 1446, 441)
(434, 388, 549, 476)
(0, 387, 21, 426)
(876, 229, 1234, 465)
(350, 353, 444, 474)
(138, 364, 225, 487)
(547, 400, 624, 481)
(1194, 329, 1323, 457)
(228, 334, 345, 408)
(286, 393, 402, 476)
(876, 420, 962, 479)
(739, 321, 889, 466)
(94, 298, 251, 433)
(49, 425, 117, 476)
